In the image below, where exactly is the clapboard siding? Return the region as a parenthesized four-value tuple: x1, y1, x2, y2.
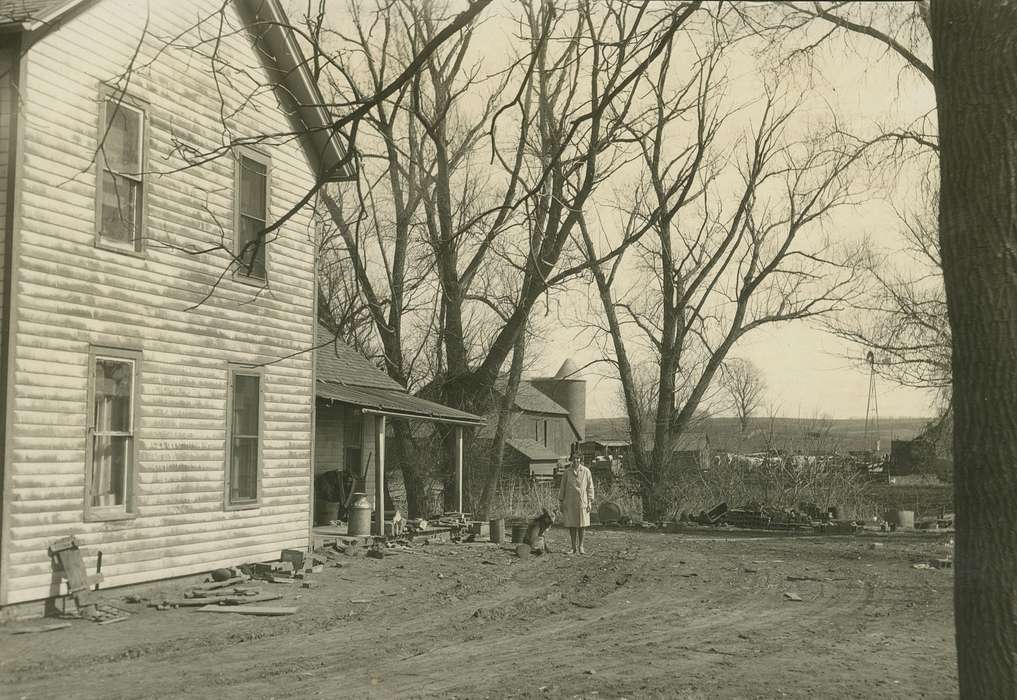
(0, 45, 12, 335)
(1, 0, 324, 605)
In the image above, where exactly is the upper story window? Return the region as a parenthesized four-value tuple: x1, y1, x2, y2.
(235, 149, 271, 280)
(96, 90, 147, 253)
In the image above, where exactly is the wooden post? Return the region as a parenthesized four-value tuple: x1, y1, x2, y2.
(455, 426, 463, 514)
(374, 414, 385, 535)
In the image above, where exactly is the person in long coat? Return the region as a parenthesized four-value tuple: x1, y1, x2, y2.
(559, 453, 595, 554)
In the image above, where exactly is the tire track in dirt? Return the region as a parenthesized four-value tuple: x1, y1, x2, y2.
(1, 531, 956, 700)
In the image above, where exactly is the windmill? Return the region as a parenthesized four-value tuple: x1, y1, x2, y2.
(863, 351, 881, 453)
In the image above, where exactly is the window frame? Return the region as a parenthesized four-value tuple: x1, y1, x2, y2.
(94, 85, 149, 256)
(232, 147, 272, 284)
(84, 346, 141, 522)
(224, 365, 265, 510)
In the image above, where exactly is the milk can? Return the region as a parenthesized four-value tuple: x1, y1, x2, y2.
(348, 493, 372, 536)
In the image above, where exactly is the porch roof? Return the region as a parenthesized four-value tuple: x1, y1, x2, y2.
(316, 381, 484, 427)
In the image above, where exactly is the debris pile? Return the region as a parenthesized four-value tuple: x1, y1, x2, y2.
(675, 501, 865, 534)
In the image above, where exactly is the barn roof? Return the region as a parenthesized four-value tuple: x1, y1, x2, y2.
(493, 380, 569, 416)
(506, 437, 560, 463)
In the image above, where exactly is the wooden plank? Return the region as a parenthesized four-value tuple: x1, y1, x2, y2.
(195, 605, 297, 616)
(10, 622, 72, 634)
(191, 575, 247, 592)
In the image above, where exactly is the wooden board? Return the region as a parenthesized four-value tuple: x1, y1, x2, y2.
(48, 537, 101, 606)
(196, 605, 297, 616)
(11, 622, 73, 634)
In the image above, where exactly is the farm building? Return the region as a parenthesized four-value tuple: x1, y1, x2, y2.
(0, 0, 479, 614)
(478, 359, 586, 480)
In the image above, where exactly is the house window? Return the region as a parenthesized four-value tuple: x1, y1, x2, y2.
(543, 420, 548, 448)
(96, 91, 146, 251)
(534, 419, 540, 442)
(235, 150, 270, 280)
(86, 348, 140, 519)
(227, 369, 262, 506)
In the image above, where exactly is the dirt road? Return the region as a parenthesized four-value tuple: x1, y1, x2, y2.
(1, 529, 957, 699)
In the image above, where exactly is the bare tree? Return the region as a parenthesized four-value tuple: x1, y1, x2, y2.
(721, 358, 767, 435)
(580, 26, 869, 520)
(828, 191, 950, 393)
(931, 3, 1017, 695)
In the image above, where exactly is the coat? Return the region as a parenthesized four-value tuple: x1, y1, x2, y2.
(559, 464, 594, 528)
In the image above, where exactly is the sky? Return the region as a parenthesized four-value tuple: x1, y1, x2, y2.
(310, 2, 940, 422)
(507, 6, 941, 421)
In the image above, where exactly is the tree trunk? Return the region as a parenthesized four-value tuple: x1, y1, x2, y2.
(478, 324, 527, 518)
(931, 3, 1017, 696)
(389, 421, 429, 518)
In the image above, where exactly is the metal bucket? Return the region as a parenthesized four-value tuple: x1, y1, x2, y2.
(490, 518, 505, 543)
(348, 493, 372, 536)
(510, 524, 527, 543)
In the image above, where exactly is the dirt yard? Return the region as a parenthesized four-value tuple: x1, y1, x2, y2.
(1, 528, 957, 699)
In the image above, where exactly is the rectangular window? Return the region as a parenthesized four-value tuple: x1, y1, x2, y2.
(86, 348, 140, 519)
(543, 420, 548, 448)
(97, 91, 146, 251)
(227, 369, 262, 506)
(235, 150, 270, 280)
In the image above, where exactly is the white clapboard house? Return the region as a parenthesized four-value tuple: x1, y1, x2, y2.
(0, 0, 457, 612)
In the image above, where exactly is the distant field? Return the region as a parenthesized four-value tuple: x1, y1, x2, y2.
(586, 415, 932, 453)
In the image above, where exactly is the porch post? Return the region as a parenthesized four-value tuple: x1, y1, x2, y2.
(374, 414, 386, 535)
(455, 426, 463, 514)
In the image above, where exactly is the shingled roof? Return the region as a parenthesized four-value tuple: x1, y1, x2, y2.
(506, 437, 560, 463)
(493, 380, 569, 416)
(315, 324, 403, 391)
(315, 324, 483, 425)
(0, 0, 80, 24)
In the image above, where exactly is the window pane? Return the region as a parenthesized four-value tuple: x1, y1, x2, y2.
(91, 434, 130, 507)
(231, 437, 258, 502)
(101, 171, 139, 244)
(239, 156, 267, 218)
(233, 374, 260, 436)
(103, 99, 142, 174)
(94, 358, 133, 433)
(238, 215, 266, 277)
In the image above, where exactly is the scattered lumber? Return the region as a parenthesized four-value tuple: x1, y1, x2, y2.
(219, 594, 283, 606)
(97, 617, 129, 626)
(196, 605, 297, 616)
(192, 576, 248, 592)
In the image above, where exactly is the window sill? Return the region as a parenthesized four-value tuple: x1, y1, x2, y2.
(232, 271, 268, 288)
(95, 239, 145, 259)
(84, 509, 137, 523)
(225, 501, 260, 512)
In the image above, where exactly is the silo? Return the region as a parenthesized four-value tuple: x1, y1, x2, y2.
(530, 358, 587, 441)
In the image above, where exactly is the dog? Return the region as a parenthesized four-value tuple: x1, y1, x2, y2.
(524, 508, 554, 554)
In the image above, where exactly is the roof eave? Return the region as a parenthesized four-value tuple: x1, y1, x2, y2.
(0, 0, 92, 33)
(234, 0, 356, 183)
